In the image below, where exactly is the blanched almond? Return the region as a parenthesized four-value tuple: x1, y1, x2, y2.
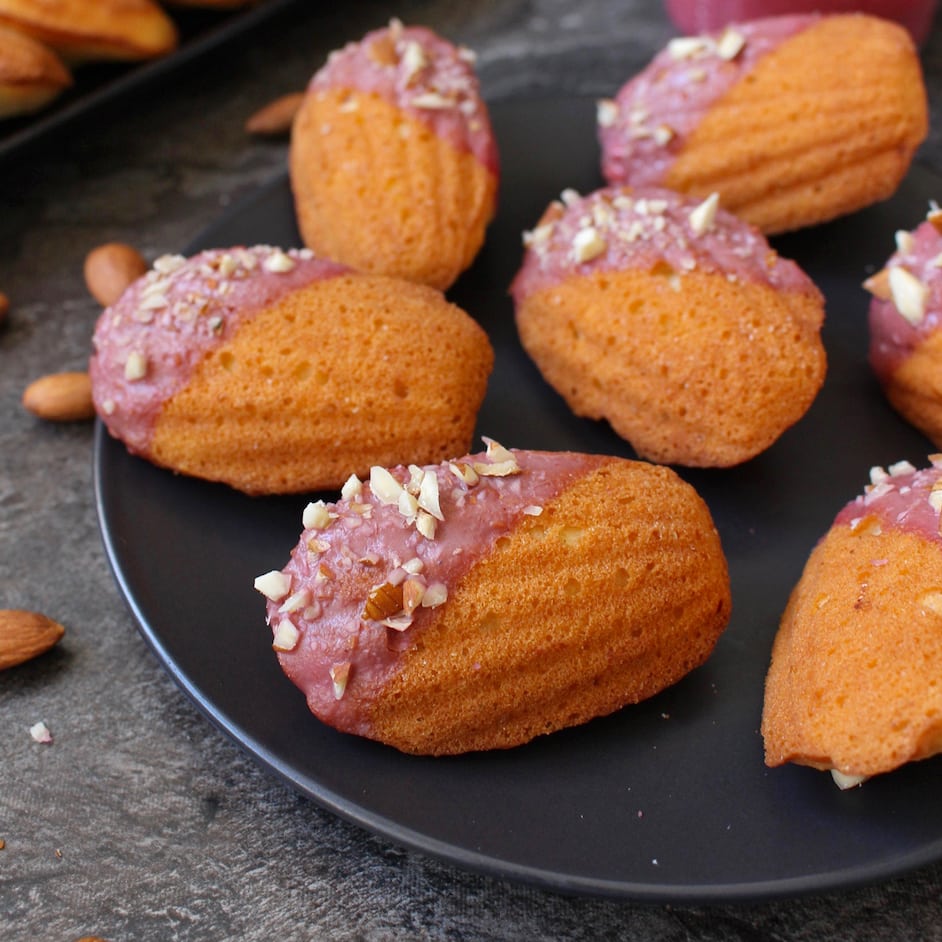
(0, 609, 65, 670)
(84, 242, 148, 306)
(22, 371, 94, 421)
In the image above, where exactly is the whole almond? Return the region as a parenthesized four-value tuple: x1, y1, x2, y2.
(0, 291, 9, 326)
(84, 242, 148, 306)
(22, 371, 95, 422)
(245, 91, 305, 136)
(0, 610, 65, 670)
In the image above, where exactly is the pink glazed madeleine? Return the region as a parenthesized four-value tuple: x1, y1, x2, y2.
(89, 245, 493, 495)
(511, 185, 826, 467)
(289, 19, 499, 290)
(763, 458, 942, 787)
(255, 442, 731, 755)
(867, 207, 942, 448)
(597, 13, 927, 234)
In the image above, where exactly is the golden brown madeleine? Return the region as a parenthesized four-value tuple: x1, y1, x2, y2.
(598, 14, 927, 235)
(511, 186, 826, 467)
(0, 0, 178, 62)
(762, 459, 942, 788)
(867, 209, 942, 446)
(0, 22, 70, 117)
(256, 443, 731, 755)
(89, 246, 493, 495)
(290, 19, 498, 290)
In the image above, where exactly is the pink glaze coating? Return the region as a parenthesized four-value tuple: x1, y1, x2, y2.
(89, 246, 349, 454)
(261, 446, 606, 736)
(835, 459, 942, 545)
(598, 14, 815, 187)
(869, 220, 942, 378)
(509, 185, 815, 302)
(310, 20, 498, 175)
(664, 1, 936, 46)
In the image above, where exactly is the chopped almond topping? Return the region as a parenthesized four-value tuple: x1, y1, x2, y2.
(124, 351, 147, 381)
(329, 662, 351, 699)
(418, 470, 444, 520)
(596, 98, 618, 128)
(254, 570, 291, 601)
(895, 229, 916, 254)
(370, 466, 404, 505)
(716, 28, 746, 60)
(279, 588, 312, 614)
(363, 581, 405, 621)
(416, 510, 438, 539)
(689, 193, 719, 236)
(272, 620, 301, 651)
(928, 207, 942, 234)
(862, 268, 892, 301)
(421, 582, 448, 608)
(341, 474, 362, 501)
(888, 266, 929, 324)
(303, 500, 331, 530)
(572, 226, 607, 263)
(402, 577, 426, 613)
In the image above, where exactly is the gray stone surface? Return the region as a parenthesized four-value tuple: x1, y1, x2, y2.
(2, 1, 942, 938)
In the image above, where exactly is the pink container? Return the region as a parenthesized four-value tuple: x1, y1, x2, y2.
(664, 0, 938, 44)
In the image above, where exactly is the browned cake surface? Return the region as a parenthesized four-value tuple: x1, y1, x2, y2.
(515, 268, 826, 467)
(663, 15, 928, 235)
(368, 458, 731, 755)
(883, 331, 942, 448)
(0, 0, 177, 61)
(150, 273, 493, 495)
(290, 89, 497, 291)
(762, 523, 942, 778)
(0, 22, 70, 117)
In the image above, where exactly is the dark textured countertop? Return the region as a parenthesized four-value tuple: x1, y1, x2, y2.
(3, 2, 942, 938)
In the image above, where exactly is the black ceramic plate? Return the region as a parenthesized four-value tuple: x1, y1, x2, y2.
(95, 96, 942, 902)
(0, 0, 300, 166)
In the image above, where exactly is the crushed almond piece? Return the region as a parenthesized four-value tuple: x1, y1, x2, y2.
(363, 581, 404, 621)
(29, 721, 52, 744)
(124, 351, 147, 381)
(928, 207, 942, 234)
(862, 268, 892, 301)
(689, 193, 719, 236)
(341, 474, 362, 500)
(303, 500, 331, 530)
(279, 588, 312, 614)
(421, 582, 448, 608)
(888, 460, 916, 476)
(263, 249, 296, 273)
(329, 662, 351, 699)
(402, 577, 426, 613)
(716, 28, 746, 60)
(418, 470, 444, 520)
(895, 229, 916, 254)
(272, 619, 301, 651)
(370, 466, 403, 505)
(416, 510, 438, 539)
(596, 98, 618, 128)
(667, 36, 712, 60)
(572, 227, 607, 263)
(254, 570, 291, 601)
(888, 267, 929, 324)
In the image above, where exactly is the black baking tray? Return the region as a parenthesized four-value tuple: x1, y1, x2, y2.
(0, 0, 301, 166)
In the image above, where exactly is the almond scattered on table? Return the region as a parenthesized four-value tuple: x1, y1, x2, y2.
(22, 371, 95, 422)
(0, 609, 65, 670)
(84, 242, 148, 306)
(245, 91, 305, 136)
